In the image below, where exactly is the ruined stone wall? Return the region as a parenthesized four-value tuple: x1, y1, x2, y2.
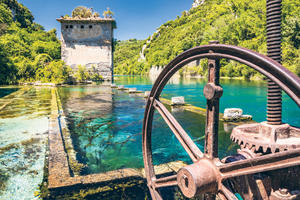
(60, 21, 113, 80)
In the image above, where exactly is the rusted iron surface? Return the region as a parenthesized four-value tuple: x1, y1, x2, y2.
(204, 40, 222, 159)
(266, 0, 283, 125)
(231, 122, 300, 153)
(142, 41, 300, 199)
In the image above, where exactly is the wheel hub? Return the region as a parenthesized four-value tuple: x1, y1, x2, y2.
(177, 158, 219, 198)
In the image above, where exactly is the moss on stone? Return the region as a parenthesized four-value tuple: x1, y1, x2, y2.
(0, 143, 19, 153)
(44, 178, 150, 200)
(20, 138, 40, 146)
(0, 169, 9, 193)
(52, 88, 86, 176)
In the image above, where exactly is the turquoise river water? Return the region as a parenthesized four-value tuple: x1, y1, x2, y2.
(58, 86, 236, 175)
(0, 87, 51, 200)
(0, 76, 299, 198)
(58, 76, 299, 175)
(115, 76, 300, 127)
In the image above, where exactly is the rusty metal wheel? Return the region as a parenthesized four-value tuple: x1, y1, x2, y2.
(142, 43, 300, 200)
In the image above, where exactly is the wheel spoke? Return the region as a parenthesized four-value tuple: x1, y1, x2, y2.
(219, 148, 300, 180)
(154, 99, 203, 162)
(153, 175, 178, 188)
(219, 184, 239, 200)
(148, 187, 163, 200)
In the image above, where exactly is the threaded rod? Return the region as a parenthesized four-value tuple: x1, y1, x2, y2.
(266, 0, 282, 125)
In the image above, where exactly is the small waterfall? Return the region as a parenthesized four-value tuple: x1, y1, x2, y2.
(139, 30, 161, 61)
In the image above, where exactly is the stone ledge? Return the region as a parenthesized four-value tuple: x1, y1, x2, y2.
(48, 87, 186, 191)
(56, 17, 115, 23)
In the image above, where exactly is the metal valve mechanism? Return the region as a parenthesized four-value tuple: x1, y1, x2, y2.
(142, 0, 300, 199)
(142, 43, 300, 199)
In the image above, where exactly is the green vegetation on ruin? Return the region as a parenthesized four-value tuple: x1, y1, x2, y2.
(114, 0, 300, 79)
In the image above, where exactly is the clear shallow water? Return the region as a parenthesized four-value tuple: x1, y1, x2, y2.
(0, 87, 51, 200)
(114, 76, 300, 127)
(59, 86, 237, 175)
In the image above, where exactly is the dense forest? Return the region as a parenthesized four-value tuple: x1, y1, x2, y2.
(114, 0, 300, 79)
(114, 39, 145, 75)
(0, 0, 69, 84)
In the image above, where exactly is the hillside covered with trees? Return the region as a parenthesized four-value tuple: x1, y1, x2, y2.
(0, 2, 110, 85)
(114, 0, 300, 79)
(114, 39, 145, 75)
(0, 0, 69, 84)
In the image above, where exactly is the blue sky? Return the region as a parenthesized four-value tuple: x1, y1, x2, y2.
(18, 0, 192, 41)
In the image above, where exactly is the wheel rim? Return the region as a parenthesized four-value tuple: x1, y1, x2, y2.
(142, 44, 300, 200)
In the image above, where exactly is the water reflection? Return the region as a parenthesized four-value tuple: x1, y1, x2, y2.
(0, 87, 51, 119)
(59, 86, 238, 175)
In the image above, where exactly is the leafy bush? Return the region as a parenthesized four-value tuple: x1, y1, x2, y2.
(74, 65, 90, 82)
(71, 6, 100, 19)
(0, 0, 62, 84)
(35, 60, 71, 83)
(103, 7, 114, 18)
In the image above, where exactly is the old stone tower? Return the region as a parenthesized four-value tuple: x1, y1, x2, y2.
(57, 17, 115, 80)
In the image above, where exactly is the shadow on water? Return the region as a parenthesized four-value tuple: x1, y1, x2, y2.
(0, 88, 18, 98)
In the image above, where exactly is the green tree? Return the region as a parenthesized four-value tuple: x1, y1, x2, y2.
(0, 0, 62, 85)
(103, 7, 114, 18)
(0, 0, 34, 28)
(0, 42, 16, 84)
(72, 6, 92, 18)
(0, 3, 13, 35)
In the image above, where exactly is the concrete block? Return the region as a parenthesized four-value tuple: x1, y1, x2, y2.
(224, 108, 243, 119)
(117, 85, 124, 90)
(128, 88, 137, 93)
(171, 96, 185, 106)
(111, 83, 117, 88)
(241, 114, 253, 120)
(144, 91, 150, 98)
